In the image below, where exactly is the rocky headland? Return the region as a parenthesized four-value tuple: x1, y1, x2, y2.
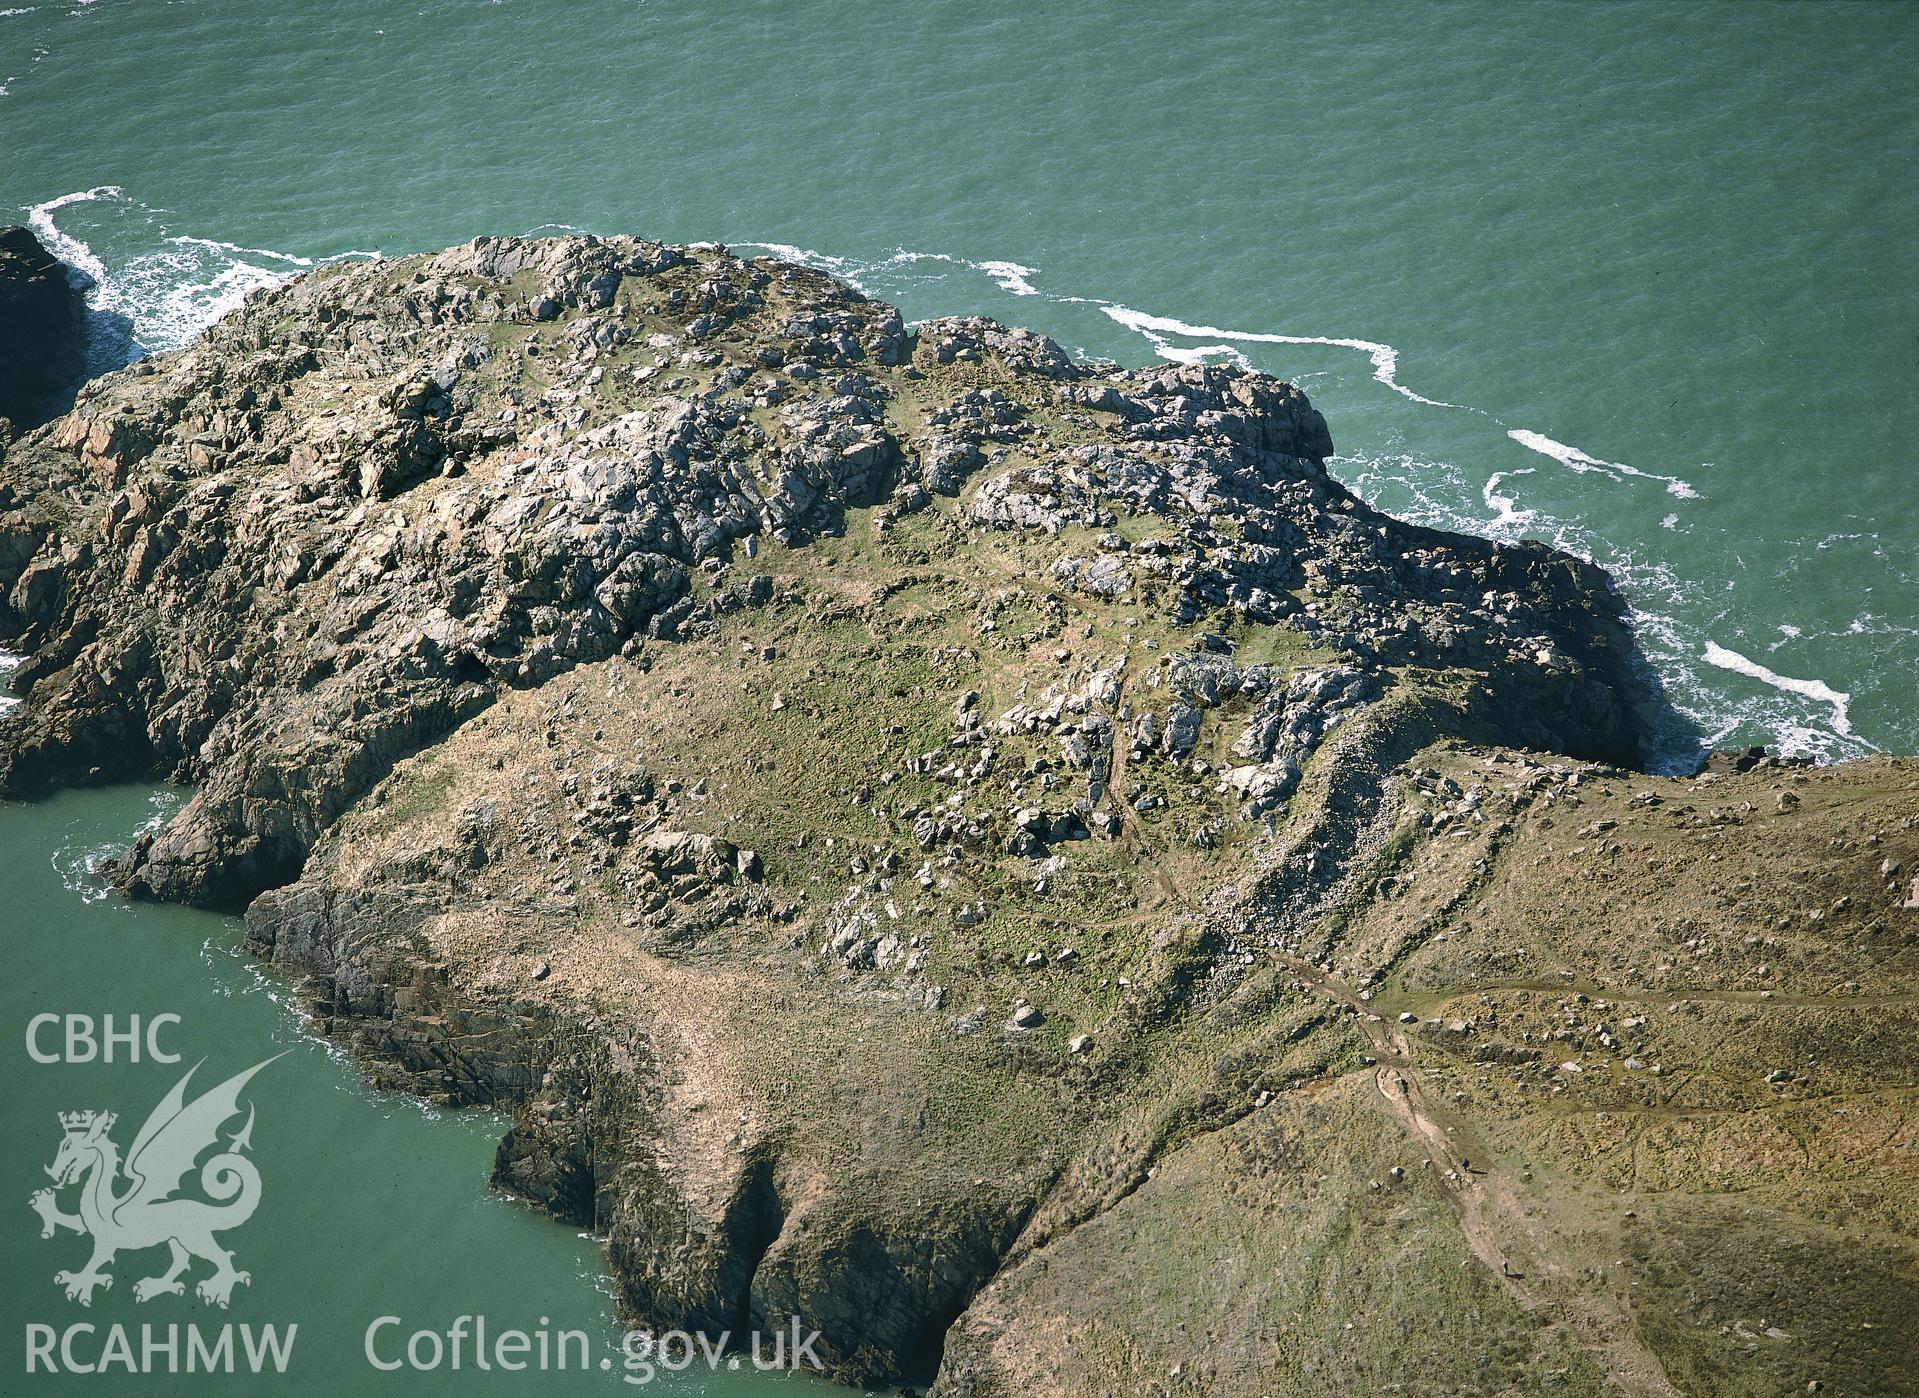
(2, 236, 1915, 1395)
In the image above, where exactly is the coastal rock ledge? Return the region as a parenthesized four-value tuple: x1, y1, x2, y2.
(3, 236, 1916, 1395)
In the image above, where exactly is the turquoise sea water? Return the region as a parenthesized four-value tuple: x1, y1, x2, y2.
(0, 787, 815, 1393)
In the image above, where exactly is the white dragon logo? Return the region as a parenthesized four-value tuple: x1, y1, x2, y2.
(29, 1054, 285, 1308)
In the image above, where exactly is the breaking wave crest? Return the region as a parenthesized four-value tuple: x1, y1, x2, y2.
(1702, 643, 1854, 740)
(1506, 429, 1700, 499)
(739, 242, 1041, 298)
(0, 647, 20, 723)
(26, 185, 375, 362)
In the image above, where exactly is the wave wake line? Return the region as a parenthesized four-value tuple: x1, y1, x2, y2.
(1702, 642, 1858, 742)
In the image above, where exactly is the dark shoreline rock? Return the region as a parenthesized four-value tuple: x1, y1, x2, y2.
(0, 225, 89, 434)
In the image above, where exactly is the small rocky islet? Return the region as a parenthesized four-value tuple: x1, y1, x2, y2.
(2, 229, 1915, 1395)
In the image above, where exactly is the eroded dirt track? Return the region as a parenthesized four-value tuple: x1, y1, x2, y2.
(1268, 949, 1681, 1396)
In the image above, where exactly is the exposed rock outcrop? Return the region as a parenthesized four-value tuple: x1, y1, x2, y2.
(0, 226, 89, 433)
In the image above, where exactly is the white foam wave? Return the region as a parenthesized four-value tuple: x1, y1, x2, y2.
(0, 7, 38, 17)
(1097, 303, 1470, 410)
(27, 183, 119, 284)
(1120, 324, 1254, 370)
(52, 841, 120, 904)
(1842, 613, 1919, 641)
(24, 186, 339, 355)
(0, 647, 19, 721)
(121, 250, 288, 350)
(877, 249, 1040, 298)
(133, 786, 184, 837)
(1506, 429, 1699, 499)
(973, 259, 1040, 297)
(737, 242, 1045, 302)
(1336, 446, 1872, 767)
(170, 235, 313, 267)
(1481, 468, 1536, 530)
(740, 241, 859, 275)
(1701, 641, 1858, 741)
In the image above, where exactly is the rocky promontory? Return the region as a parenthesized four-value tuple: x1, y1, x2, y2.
(0, 225, 89, 433)
(2, 236, 1915, 1394)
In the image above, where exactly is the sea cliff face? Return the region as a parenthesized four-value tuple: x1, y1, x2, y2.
(3, 237, 1915, 1394)
(0, 225, 88, 432)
